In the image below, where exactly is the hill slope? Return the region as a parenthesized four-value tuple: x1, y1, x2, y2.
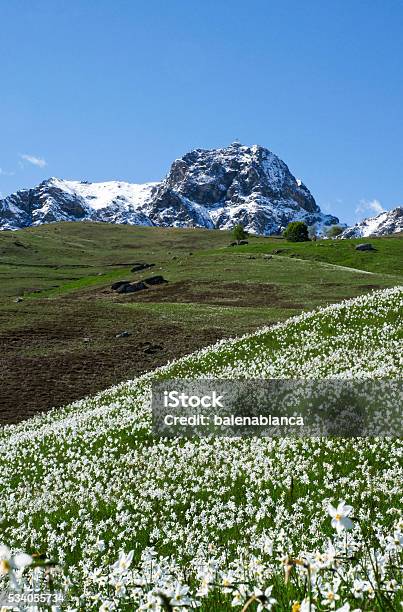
(0, 287, 402, 610)
(0, 143, 340, 234)
(0, 223, 401, 422)
(226, 232, 403, 275)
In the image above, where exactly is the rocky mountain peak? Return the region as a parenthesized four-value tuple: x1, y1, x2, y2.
(0, 143, 340, 234)
(166, 143, 317, 210)
(143, 143, 335, 234)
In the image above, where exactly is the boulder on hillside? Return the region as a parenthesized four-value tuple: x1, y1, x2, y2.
(143, 275, 167, 286)
(116, 330, 132, 338)
(116, 281, 148, 294)
(111, 280, 131, 291)
(144, 343, 163, 354)
(355, 243, 376, 252)
(131, 262, 155, 272)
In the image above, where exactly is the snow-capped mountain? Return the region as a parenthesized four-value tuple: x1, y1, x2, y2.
(0, 178, 158, 231)
(140, 142, 339, 234)
(340, 207, 403, 238)
(0, 143, 340, 234)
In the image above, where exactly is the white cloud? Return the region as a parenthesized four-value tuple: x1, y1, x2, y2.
(355, 199, 385, 218)
(20, 154, 47, 168)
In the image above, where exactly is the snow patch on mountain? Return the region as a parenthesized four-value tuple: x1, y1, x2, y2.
(0, 178, 159, 230)
(55, 179, 158, 211)
(340, 206, 403, 238)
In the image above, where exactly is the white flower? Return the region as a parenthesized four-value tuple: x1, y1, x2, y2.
(328, 501, 354, 533)
(168, 584, 192, 607)
(9, 552, 33, 570)
(96, 539, 106, 552)
(385, 578, 398, 593)
(220, 571, 236, 593)
(109, 573, 128, 597)
(197, 575, 213, 597)
(300, 600, 316, 612)
(254, 586, 277, 611)
(0, 544, 33, 575)
(231, 585, 247, 606)
(352, 578, 375, 599)
(320, 578, 341, 608)
(112, 550, 134, 572)
(139, 591, 161, 610)
(385, 530, 403, 552)
(0, 544, 33, 589)
(262, 538, 273, 555)
(99, 601, 115, 612)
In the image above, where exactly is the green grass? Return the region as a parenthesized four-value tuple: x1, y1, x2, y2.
(0, 222, 401, 342)
(0, 222, 232, 297)
(0, 222, 401, 420)
(1, 223, 401, 300)
(119, 302, 302, 334)
(223, 233, 403, 275)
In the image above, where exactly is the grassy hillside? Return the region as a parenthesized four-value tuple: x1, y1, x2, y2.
(0, 287, 401, 610)
(223, 233, 403, 275)
(0, 222, 402, 422)
(0, 224, 401, 298)
(0, 222, 232, 297)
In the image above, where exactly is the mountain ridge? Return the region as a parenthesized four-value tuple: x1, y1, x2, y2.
(341, 206, 403, 238)
(1, 142, 340, 234)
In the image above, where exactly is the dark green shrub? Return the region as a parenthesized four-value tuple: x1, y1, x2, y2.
(283, 221, 309, 242)
(232, 224, 248, 244)
(326, 225, 344, 238)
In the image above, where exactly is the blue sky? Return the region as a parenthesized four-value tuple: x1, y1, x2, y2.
(1, 0, 402, 224)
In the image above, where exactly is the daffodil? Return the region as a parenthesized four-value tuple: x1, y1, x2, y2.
(139, 591, 161, 610)
(112, 550, 134, 573)
(253, 585, 276, 611)
(0, 545, 32, 589)
(320, 577, 341, 608)
(168, 583, 192, 607)
(385, 529, 403, 552)
(96, 539, 106, 552)
(328, 501, 353, 534)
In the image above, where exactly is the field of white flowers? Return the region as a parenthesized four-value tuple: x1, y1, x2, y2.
(0, 286, 402, 611)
